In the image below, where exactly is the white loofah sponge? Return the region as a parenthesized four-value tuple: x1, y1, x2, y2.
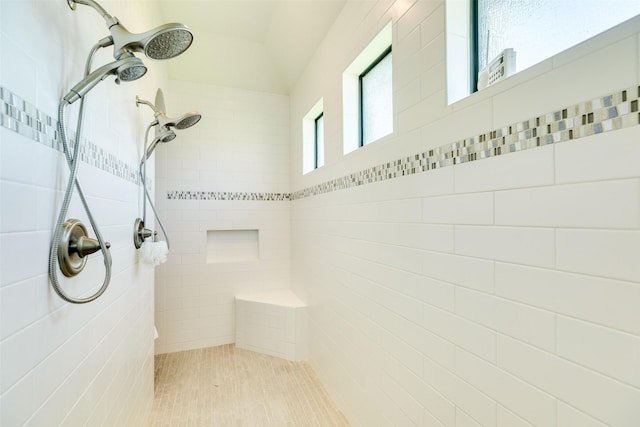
(139, 240, 168, 265)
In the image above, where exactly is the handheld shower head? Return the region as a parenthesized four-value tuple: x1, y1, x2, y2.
(63, 55, 147, 104)
(145, 127, 176, 160)
(157, 126, 177, 143)
(68, 0, 193, 61)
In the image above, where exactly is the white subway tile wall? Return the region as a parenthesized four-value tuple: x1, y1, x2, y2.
(153, 80, 291, 355)
(290, 3, 640, 427)
(1, 1, 165, 425)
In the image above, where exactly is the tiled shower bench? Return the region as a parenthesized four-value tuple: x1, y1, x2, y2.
(235, 289, 307, 361)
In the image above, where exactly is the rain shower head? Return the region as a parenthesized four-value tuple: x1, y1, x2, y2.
(68, 0, 194, 61)
(63, 55, 147, 104)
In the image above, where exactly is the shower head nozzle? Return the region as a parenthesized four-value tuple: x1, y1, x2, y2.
(63, 56, 147, 104)
(117, 62, 147, 82)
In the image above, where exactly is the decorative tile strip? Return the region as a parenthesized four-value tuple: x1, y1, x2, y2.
(7, 84, 636, 202)
(290, 86, 640, 200)
(167, 191, 291, 201)
(0, 86, 142, 186)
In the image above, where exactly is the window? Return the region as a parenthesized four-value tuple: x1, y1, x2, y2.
(343, 22, 393, 154)
(314, 113, 324, 169)
(446, 0, 640, 103)
(302, 99, 323, 174)
(360, 46, 393, 146)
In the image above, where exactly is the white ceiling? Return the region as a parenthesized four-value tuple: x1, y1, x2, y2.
(157, 0, 346, 94)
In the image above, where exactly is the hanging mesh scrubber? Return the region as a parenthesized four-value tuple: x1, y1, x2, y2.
(139, 240, 168, 265)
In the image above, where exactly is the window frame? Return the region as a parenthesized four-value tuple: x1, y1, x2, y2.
(358, 45, 393, 148)
(314, 112, 324, 169)
(302, 98, 324, 174)
(342, 21, 393, 155)
(469, 0, 479, 95)
(449, 0, 640, 104)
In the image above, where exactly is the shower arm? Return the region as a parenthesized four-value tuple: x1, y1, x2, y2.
(136, 96, 161, 116)
(67, 0, 119, 28)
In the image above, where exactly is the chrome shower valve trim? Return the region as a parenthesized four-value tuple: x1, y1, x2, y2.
(133, 218, 154, 249)
(58, 219, 111, 277)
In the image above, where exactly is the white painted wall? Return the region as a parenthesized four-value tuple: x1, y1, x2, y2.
(153, 80, 291, 354)
(0, 1, 169, 425)
(290, 1, 640, 426)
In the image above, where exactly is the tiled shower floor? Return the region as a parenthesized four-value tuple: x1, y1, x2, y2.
(148, 344, 350, 426)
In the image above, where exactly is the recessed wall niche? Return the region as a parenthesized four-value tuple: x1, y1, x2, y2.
(206, 229, 259, 263)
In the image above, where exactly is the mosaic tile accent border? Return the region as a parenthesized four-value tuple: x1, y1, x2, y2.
(7, 84, 635, 201)
(0, 86, 142, 185)
(290, 86, 640, 200)
(167, 191, 291, 202)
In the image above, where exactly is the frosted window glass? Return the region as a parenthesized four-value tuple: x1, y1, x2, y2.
(315, 113, 324, 168)
(478, 0, 640, 72)
(361, 50, 393, 146)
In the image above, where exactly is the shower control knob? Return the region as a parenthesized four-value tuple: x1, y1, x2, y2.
(58, 219, 110, 277)
(73, 235, 111, 258)
(133, 218, 153, 249)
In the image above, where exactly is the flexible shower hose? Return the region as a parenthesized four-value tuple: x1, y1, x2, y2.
(48, 44, 112, 304)
(139, 124, 170, 249)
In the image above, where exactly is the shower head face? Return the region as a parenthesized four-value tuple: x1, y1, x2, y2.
(174, 112, 202, 130)
(111, 23, 193, 61)
(158, 127, 177, 143)
(116, 61, 147, 82)
(145, 25, 194, 60)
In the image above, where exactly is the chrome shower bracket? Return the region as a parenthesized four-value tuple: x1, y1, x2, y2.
(58, 219, 110, 277)
(67, 0, 76, 10)
(134, 217, 153, 249)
